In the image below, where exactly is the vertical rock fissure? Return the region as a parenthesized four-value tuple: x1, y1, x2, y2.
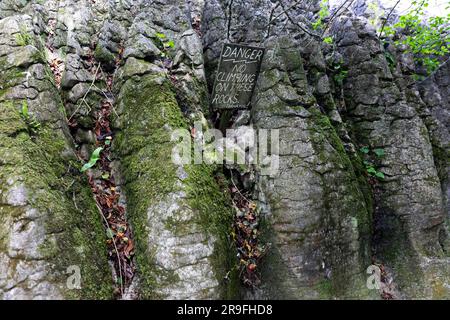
(228, 165, 269, 290)
(85, 66, 136, 299)
(42, 16, 136, 297)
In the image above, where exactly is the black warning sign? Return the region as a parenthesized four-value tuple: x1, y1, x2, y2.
(211, 43, 265, 110)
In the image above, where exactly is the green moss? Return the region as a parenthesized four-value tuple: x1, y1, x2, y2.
(0, 93, 113, 299)
(307, 106, 373, 298)
(308, 107, 372, 236)
(14, 30, 32, 46)
(0, 62, 25, 97)
(185, 166, 240, 299)
(94, 43, 116, 64)
(315, 279, 333, 299)
(430, 138, 450, 190)
(114, 74, 238, 299)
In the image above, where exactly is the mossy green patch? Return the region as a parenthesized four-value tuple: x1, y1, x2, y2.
(0, 92, 113, 299)
(307, 106, 373, 298)
(114, 74, 238, 299)
(94, 43, 116, 65)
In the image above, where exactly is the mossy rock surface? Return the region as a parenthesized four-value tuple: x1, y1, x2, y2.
(113, 73, 238, 299)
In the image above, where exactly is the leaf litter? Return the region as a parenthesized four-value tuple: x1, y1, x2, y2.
(229, 174, 269, 288)
(44, 25, 135, 298)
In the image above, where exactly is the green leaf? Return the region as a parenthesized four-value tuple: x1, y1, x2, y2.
(155, 32, 166, 39)
(375, 171, 385, 179)
(373, 148, 385, 157)
(106, 228, 115, 239)
(21, 101, 29, 118)
(323, 36, 333, 44)
(80, 147, 103, 172)
(101, 172, 110, 179)
(360, 146, 370, 154)
(91, 147, 103, 160)
(166, 40, 175, 48)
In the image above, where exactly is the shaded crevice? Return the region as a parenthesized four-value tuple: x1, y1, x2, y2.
(41, 14, 136, 297)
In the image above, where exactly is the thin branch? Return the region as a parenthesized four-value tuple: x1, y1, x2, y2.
(278, 0, 322, 40)
(321, 0, 356, 37)
(266, 0, 304, 27)
(227, 0, 234, 42)
(229, 169, 251, 204)
(379, 0, 401, 38)
(95, 200, 124, 296)
(410, 57, 450, 87)
(68, 63, 101, 122)
(266, 2, 281, 39)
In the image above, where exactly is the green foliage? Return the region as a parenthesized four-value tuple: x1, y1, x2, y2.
(312, 0, 330, 30)
(166, 40, 175, 48)
(20, 100, 40, 135)
(360, 146, 386, 180)
(155, 32, 166, 39)
(332, 61, 348, 86)
(154, 32, 175, 57)
(323, 36, 334, 44)
(364, 161, 385, 179)
(384, 50, 396, 69)
(14, 26, 32, 46)
(360, 146, 370, 154)
(21, 100, 28, 118)
(80, 147, 103, 172)
(373, 148, 385, 157)
(382, 0, 450, 74)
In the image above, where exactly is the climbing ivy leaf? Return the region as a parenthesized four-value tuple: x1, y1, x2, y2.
(155, 32, 166, 39)
(381, 0, 450, 74)
(80, 147, 103, 172)
(375, 171, 385, 180)
(323, 36, 333, 44)
(360, 146, 370, 154)
(166, 40, 175, 48)
(373, 148, 385, 157)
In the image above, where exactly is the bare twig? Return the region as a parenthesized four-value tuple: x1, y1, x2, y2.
(266, 0, 303, 27)
(266, 2, 281, 39)
(379, 0, 401, 38)
(95, 201, 124, 296)
(303, 0, 355, 49)
(229, 169, 251, 204)
(321, 0, 356, 37)
(68, 63, 101, 122)
(227, 0, 234, 42)
(278, 0, 322, 40)
(72, 191, 78, 210)
(409, 57, 450, 87)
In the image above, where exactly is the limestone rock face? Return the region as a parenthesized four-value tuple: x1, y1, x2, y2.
(0, 14, 112, 300)
(332, 14, 450, 299)
(202, 0, 373, 299)
(0, 0, 449, 299)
